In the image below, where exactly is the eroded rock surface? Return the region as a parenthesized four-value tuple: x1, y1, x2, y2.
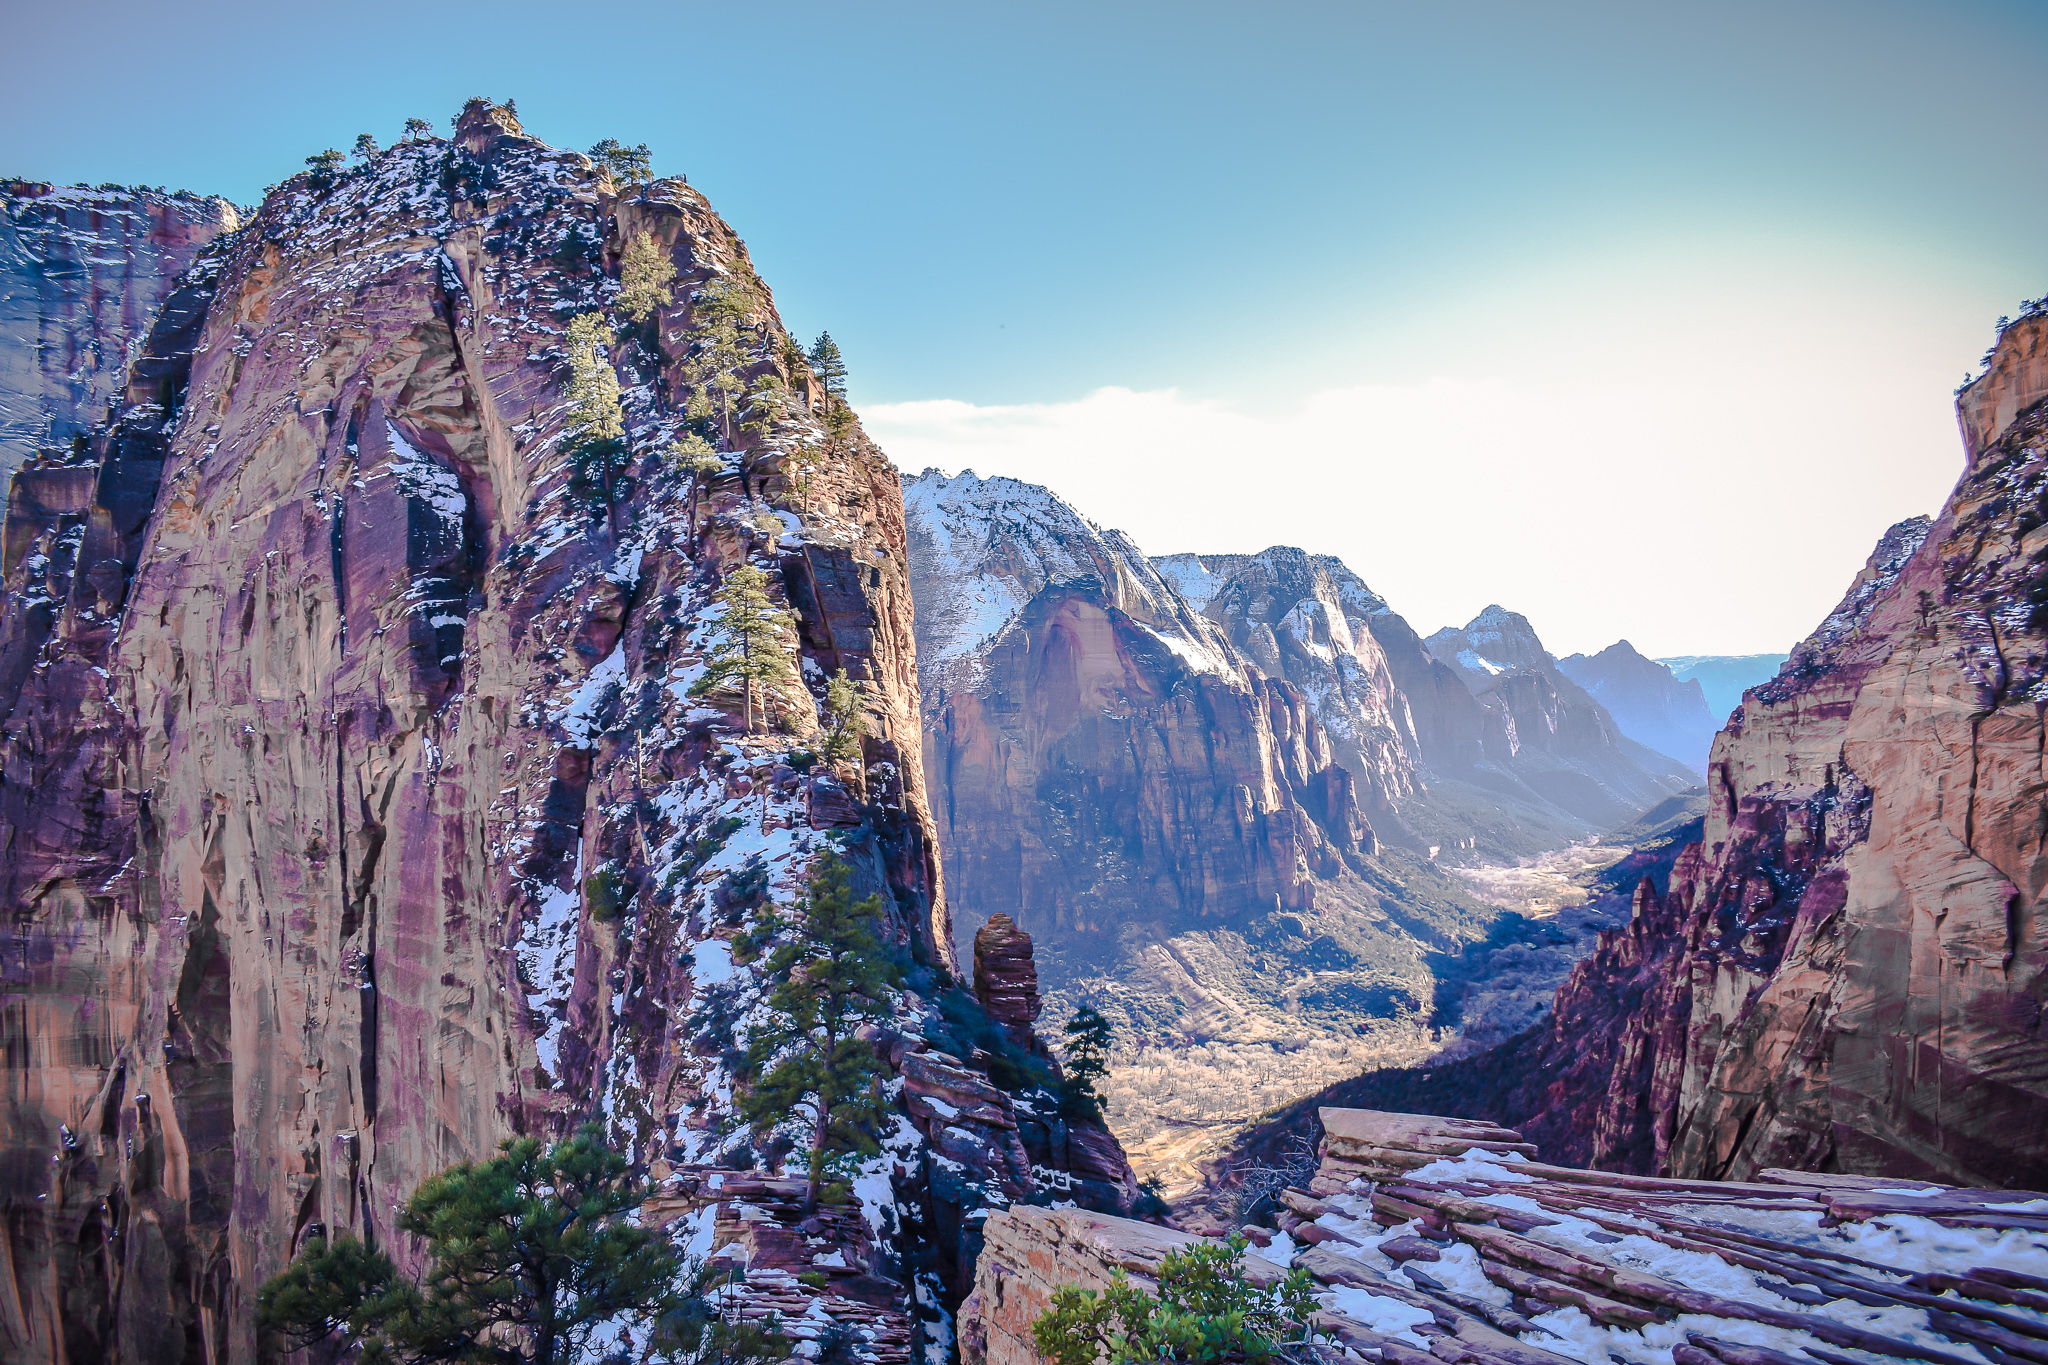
(0, 105, 1125, 1364)
(1, 182, 238, 492)
(1240, 312, 2048, 1188)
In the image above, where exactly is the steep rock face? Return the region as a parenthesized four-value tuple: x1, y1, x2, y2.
(1426, 606, 1694, 829)
(1, 183, 238, 492)
(0, 108, 1122, 1364)
(1154, 548, 1420, 823)
(1557, 639, 1719, 773)
(906, 471, 1379, 956)
(1328, 310, 2048, 1188)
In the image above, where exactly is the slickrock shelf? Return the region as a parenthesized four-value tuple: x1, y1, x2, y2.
(964, 1110, 2048, 1365)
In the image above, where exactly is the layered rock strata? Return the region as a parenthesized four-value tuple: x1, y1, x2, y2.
(1244, 310, 2048, 1189)
(965, 1107, 2043, 1365)
(0, 105, 1126, 1364)
(1, 182, 238, 492)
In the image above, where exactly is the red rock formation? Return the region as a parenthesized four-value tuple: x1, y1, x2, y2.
(0, 104, 1125, 1363)
(973, 912, 1041, 1041)
(1, 182, 237, 488)
(906, 473, 1390, 956)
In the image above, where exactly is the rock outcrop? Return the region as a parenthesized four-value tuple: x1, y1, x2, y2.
(1, 182, 238, 492)
(1557, 639, 1719, 773)
(974, 912, 1042, 1045)
(965, 1107, 2044, 1365)
(1236, 308, 2048, 1190)
(0, 105, 1126, 1364)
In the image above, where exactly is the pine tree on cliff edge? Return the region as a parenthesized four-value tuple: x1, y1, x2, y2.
(735, 854, 905, 1211)
(689, 562, 792, 733)
(255, 1126, 676, 1364)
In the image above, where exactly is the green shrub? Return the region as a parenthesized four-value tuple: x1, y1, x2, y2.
(1032, 1235, 1317, 1365)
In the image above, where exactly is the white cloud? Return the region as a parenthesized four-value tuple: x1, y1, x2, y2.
(863, 360, 1962, 659)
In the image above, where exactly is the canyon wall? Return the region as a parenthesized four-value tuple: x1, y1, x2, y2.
(1, 183, 238, 492)
(1235, 310, 2048, 1188)
(0, 105, 1124, 1365)
(904, 470, 1498, 1179)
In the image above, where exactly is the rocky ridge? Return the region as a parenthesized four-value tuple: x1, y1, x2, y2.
(0, 104, 1127, 1364)
(1557, 640, 1719, 774)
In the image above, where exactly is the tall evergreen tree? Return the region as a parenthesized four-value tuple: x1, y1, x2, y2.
(666, 434, 725, 544)
(588, 138, 654, 187)
(680, 274, 759, 464)
(256, 1127, 677, 1364)
(689, 563, 792, 733)
(564, 313, 630, 533)
(403, 117, 433, 140)
(735, 854, 905, 1210)
(1061, 1004, 1113, 1119)
(352, 133, 380, 161)
(304, 148, 345, 190)
(618, 231, 677, 324)
(821, 668, 865, 764)
(807, 333, 847, 398)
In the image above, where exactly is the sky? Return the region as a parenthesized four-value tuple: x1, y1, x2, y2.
(8, 0, 2045, 655)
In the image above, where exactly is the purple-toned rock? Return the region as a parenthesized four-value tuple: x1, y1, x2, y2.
(973, 912, 1042, 1039)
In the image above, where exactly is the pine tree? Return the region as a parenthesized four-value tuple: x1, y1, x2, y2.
(564, 313, 628, 527)
(618, 231, 677, 324)
(735, 854, 905, 1210)
(352, 133, 379, 161)
(666, 434, 725, 543)
(1060, 1004, 1113, 1119)
(808, 333, 847, 398)
(690, 563, 792, 733)
(821, 668, 864, 764)
(304, 148, 345, 190)
(589, 138, 654, 187)
(403, 117, 433, 140)
(680, 274, 758, 464)
(256, 1126, 677, 1364)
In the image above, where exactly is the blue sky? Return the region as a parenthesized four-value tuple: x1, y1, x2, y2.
(9, 0, 2046, 656)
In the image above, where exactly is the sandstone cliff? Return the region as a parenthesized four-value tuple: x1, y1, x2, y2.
(904, 470, 1493, 1181)
(1231, 310, 2048, 1187)
(1, 182, 238, 491)
(0, 105, 1125, 1364)
(1558, 638, 1720, 773)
